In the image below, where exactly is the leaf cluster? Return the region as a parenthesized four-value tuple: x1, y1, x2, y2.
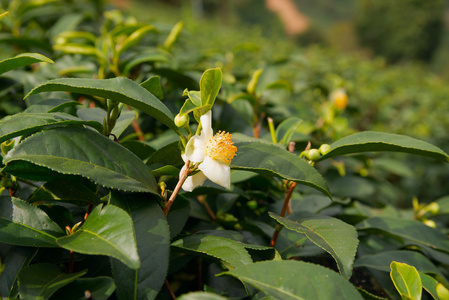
(0, 2, 449, 300)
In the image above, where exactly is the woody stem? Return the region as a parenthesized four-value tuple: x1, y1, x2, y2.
(163, 160, 190, 217)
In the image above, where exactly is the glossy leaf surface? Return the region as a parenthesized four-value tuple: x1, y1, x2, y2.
(57, 205, 140, 269)
(231, 140, 330, 197)
(0, 197, 64, 247)
(357, 217, 449, 253)
(3, 127, 158, 193)
(110, 192, 170, 300)
(0, 112, 102, 144)
(270, 212, 358, 279)
(25, 77, 179, 133)
(320, 131, 449, 162)
(172, 234, 253, 269)
(221, 260, 363, 299)
(390, 262, 422, 300)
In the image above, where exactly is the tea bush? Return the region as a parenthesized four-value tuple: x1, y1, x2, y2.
(1, 1, 449, 300)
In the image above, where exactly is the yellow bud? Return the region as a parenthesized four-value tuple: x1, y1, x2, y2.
(174, 113, 189, 128)
(331, 88, 348, 110)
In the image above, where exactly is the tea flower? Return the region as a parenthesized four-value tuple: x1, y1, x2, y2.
(181, 110, 237, 192)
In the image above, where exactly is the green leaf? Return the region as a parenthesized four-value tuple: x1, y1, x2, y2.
(275, 117, 303, 147)
(117, 25, 157, 56)
(166, 194, 191, 239)
(25, 77, 179, 134)
(200, 68, 222, 108)
(320, 132, 449, 162)
(146, 141, 183, 167)
(0, 246, 37, 298)
(172, 234, 253, 269)
(356, 217, 449, 254)
(121, 140, 156, 161)
(110, 192, 170, 300)
(390, 262, 422, 300)
(0, 112, 103, 144)
(28, 179, 101, 205)
(50, 277, 116, 300)
(0, 11, 8, 21)
(18, 263, 86, 300)
(0, 53, 53, 75)
(54, 44, 102, 58)
(140, 76, 164, 100)
(270, 212, 358, 279)
(3, 127, 158, 193)
(76, 107, 137, 138)
(57, 204, 140, 269)
(419, 273, 442, 300)
(178, 292, 228, 300)
(231, 140, 331, 198)
(164, 21, 183, 51)
(220, 260, 363, 299)
(122, 51, 170, 77)
(354, 250, 445, 278)
(0, 196, 64, 247)
(247, 69, 263, 95)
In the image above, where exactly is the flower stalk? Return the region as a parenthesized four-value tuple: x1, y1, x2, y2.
(163, 159, 191, 216)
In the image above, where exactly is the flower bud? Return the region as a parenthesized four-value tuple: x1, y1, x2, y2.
(308, 149, 321, 161)
(174, 113, 189, 128)
(319, 144, 332, 156)
(247, 200, 258, 210)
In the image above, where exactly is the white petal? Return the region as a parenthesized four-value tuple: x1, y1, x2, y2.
(198, 156, 231, 189)
(200, 110, 213, 140)
(181, 170, 207, 192)
(185, 135, 206, 163)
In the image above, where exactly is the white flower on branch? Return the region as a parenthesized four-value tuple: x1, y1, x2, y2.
(181, 110, 237, 192)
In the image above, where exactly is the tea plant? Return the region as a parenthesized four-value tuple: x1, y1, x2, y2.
(1, 2, 449, 300)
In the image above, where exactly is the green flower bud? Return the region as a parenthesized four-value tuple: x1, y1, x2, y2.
(308, 149, 321, 161)
(174, 113, 189, 128)
(319, 144, 332, 156)
(300, 150, 310, 159)
(247, 200, 258, 210)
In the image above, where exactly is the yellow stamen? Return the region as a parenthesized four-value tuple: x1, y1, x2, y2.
(206, 131, 237, 164)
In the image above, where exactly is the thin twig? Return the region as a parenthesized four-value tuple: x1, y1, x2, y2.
(163, 160, 190, 216)
(197, 196, 216, 220)
(270, 142, 297, 247)
(165, 279, 176, 300)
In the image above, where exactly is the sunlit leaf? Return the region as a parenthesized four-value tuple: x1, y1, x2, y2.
(320, 132, 449, 162)
(390, 262, 422, 300)
(0, 53, 53, 75)
(231, 139, 330, 197)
